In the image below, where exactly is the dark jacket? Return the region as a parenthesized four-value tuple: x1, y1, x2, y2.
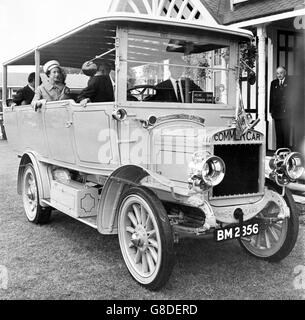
(13, 85, 35, 105)
(154, 79, 202, 103)
(77, 75, 114, 103)
(270, 77, 290, 119)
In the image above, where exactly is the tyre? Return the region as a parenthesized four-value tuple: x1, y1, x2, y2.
(22, 164, 51, 224)
(239, 179, 299, 262)
(117, 186, 175, 290)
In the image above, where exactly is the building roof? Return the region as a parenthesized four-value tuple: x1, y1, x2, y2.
(201, 0, 305, 25)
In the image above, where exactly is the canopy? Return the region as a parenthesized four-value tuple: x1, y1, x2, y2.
(3, 14, 252, 69)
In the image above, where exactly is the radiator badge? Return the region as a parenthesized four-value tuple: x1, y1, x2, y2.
(213, 129, 262, 142)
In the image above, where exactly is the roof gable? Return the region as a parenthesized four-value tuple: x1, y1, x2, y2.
(108, 0, 217, 24)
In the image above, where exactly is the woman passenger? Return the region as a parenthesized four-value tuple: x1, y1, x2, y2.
(32, 60, 70, 111)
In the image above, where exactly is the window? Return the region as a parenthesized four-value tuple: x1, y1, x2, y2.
(277, 31, 296, 75)
(127, 33, 230, 104)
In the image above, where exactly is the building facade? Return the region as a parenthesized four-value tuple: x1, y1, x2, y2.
(202, 0, 305, 153)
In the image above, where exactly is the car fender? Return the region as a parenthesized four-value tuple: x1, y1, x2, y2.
(97, 165, 173, 234)
(17, 151, 51, 206)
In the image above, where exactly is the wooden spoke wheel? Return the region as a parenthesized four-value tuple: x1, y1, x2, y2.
(118, 187, 174, 290)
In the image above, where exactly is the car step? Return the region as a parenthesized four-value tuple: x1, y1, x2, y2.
(41, 198, 98, 229)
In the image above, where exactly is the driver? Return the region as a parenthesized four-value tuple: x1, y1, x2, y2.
(154, 56, 202, 103)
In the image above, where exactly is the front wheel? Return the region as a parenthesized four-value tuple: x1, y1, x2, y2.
(22, 164, 51, 224)
(239, 180, 299, 262)
(117, 187, 175, 290)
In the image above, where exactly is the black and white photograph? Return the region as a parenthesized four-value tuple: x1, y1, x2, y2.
(0, 0, 305, 305)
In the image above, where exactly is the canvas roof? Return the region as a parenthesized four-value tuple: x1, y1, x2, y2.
(3, 14, 252, 69)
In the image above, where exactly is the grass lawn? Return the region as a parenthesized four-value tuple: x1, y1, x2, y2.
(0, 140, 304, 300)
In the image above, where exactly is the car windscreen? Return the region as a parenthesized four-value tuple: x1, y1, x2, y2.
(127, 32, 230, 104)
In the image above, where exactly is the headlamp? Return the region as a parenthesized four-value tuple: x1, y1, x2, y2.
(269, 148, 304, 186)
(188, 151, 225, 190)
(201, 156, 226, 187)
(284, 152, 304, 180)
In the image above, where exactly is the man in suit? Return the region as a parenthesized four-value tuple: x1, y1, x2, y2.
(154, 58, 202, 103)
(13, 72, 42, 106)
(270, 66, 291, 149)
(77, 61, 114, 106)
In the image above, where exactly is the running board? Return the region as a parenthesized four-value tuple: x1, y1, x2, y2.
(41, 199, 98, 229)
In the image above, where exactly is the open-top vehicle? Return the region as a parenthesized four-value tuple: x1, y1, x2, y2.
(2, 12, 304, 290)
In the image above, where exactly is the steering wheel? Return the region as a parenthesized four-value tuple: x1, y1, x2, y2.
(127, 85, 158, 102)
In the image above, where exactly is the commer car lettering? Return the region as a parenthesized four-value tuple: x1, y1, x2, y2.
(214, 130, 261, 142)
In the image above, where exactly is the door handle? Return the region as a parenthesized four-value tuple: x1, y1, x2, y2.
(65, 121, 73, 128)
(61, 102, 69, 106)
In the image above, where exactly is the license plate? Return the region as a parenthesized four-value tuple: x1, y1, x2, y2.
(215, 223, 259, 242)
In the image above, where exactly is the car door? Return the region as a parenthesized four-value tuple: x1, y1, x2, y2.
(44, 101, 76, 164)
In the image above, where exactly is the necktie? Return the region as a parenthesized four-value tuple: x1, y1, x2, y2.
(176, 80, 182, 103)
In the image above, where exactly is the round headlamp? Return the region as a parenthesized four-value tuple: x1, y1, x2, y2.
(284, 152, 304, 180)
(201, 156, 226, 187)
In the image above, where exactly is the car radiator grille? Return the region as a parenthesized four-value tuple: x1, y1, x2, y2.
(213, 144, 261, 197)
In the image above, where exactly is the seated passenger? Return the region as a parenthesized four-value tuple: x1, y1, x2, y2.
(77, 61, 114, 106)
(32, 60, 71, 111)
(12, 72, 42, 106)
(154, 57, 202, 103)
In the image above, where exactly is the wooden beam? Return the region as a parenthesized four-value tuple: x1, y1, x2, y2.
(142, 0, 153, 14)
(71, 33, 116, 39)
(166, 0, 176, 18)
(46, 43, 115, 51)
(127, 0, 141, 13)
(157, 0, 167, 16)
(177, 0, 189, 20)
(45, 48, 116, 56)
(257, 24, 267, 135)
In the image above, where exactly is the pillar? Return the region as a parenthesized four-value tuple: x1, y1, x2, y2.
(257, 24, 267, 135)
(2, 65, 7, 106)
(35, 49, 40, 90)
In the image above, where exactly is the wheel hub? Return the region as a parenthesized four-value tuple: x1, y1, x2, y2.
(131, 225, 148, 250)
(27, 188, 35, 201)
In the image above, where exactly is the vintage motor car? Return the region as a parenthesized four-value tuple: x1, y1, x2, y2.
(2, 13, 304, 290)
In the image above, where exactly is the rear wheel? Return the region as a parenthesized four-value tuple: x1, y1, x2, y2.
(22, 164, 51, 224)
(239, 180, 299, 262)
(117, 187, 175, 290)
